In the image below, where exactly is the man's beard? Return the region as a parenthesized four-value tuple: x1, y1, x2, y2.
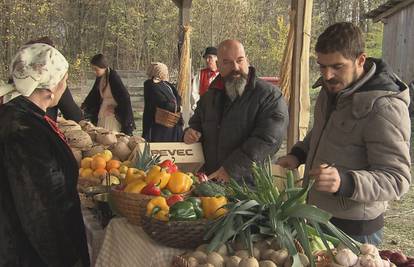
(224, 71, 248, 101)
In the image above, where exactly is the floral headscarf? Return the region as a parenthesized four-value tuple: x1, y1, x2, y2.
(0, 43, 69, 103)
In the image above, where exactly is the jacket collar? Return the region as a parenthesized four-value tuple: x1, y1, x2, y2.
(9, 95, 46, 117)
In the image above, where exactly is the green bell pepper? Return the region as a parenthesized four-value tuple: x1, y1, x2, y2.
(187, 197, 204, 219)
(169, 201, 198, 221)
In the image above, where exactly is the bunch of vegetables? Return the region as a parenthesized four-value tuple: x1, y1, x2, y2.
(145, 178, 230, 222)
(204, 159, 361, 267)
(146, 194, 228, 222)
(118, 143, 195, 196)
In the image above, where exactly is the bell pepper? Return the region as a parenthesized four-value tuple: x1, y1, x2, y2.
(146, 165, 171, 189)
(141, 181, 161, 196)
(169, 201, 198, 221)
(187, 197, 204, 218)
(167, 171, 193, 194)
(201, 196, 228, 220)
(159, 159, 178, 173)
(146, 196, 169, 221)
(161, 188, 172, 197)
(167, 194, 184, 207)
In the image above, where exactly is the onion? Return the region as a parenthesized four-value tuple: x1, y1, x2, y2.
(389, 251, 407, 266)
(112, 142, 132, 161)
(71, 148, 82, 166)
(96, 132, 117, 145)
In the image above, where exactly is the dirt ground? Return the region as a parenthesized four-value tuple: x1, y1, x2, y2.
(381, 184, 414, 256)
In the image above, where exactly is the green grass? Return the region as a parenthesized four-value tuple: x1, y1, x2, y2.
(381, 183, 414, 256)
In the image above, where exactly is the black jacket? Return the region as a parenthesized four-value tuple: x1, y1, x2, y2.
(0, 96, 90, 267)
(142, 79, 183, 142)
(46, 87, 83, 122)
(189, 67, 289, 181)
(81, 68, 135, 135)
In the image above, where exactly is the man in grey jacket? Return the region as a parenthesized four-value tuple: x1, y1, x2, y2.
(278, 22, 411, 245)
(185, 39, 289, 183)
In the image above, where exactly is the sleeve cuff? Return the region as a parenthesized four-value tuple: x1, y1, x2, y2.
(335, 171, 355, 197)
(289, 147, 307, 164)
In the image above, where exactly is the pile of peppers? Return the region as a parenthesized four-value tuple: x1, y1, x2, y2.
(146, 195, 205, 221)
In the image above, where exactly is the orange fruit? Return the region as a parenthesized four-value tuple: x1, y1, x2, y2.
(93, 168, 108, 178)
(109, 168, 120, 176)
(81, 157, 93, 169)
(80, 168, 94, 178)
(106, 160, 121, 171)
(91, 156, 106, 170)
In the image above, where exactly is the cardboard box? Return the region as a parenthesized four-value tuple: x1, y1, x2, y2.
(138, 142, 205, 173)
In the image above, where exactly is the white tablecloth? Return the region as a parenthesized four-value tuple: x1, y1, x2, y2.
(95, 218, 185, 267)
(82, 209, 106, 266)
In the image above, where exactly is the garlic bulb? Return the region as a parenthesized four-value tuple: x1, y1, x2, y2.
(335, 248, 358, 266)
(360, 244, 379, 256)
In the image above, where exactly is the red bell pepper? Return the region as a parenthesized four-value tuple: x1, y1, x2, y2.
(159, 159, 178, 173)
(166, 194, 184, 207)
(141, 181, 161, 196)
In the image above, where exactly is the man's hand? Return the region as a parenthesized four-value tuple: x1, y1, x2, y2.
(184, 128, 202, 144)
(276, 155, 300, 170)
(309, 163, 341, 193)
(208, 167, 230, 183)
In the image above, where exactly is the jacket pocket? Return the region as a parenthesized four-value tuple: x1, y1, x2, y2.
(327, 117, 358, 145)
(337, 196, 352, 210)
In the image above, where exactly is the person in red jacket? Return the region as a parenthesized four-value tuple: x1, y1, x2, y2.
(191, 47, 220, 110)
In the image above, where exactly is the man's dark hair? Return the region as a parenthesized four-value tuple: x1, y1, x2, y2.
(25, 36, 55, 47)
(315, 22, 365, 59)
(90, 53, 108, 69)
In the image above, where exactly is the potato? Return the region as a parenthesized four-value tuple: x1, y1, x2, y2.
(259, 260, 277, 267)
(207, 252, 224, 267)
(225, 256, 241, 267)
(190, 251, 207, 264)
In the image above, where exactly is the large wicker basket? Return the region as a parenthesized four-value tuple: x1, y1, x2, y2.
(110, 188, 154, 225)
(155, 107, 181, 128)
(141, 216, 209, 249)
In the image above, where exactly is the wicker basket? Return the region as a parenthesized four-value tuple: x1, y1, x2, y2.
(141, 216, 209, 249)
(155, 107, 181, 128)
(110, 188, 154, 225)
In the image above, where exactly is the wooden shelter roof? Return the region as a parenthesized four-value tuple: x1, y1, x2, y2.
(365, 0, 414, 22)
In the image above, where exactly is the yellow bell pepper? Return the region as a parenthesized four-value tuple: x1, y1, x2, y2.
(146, 196, 169, 221)
(146, 165, 171, 189)
(201, 196, 228, 219)
(166, 171, 193, 194)
(125, 168, 146, 184)
(124, 180, 146, 193)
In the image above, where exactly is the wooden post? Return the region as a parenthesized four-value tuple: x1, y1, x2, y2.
(287, 0, 312, 151)
(287, 0, 304, 151)
(177, 0, 192, 59)
(175, 0, 193, 127)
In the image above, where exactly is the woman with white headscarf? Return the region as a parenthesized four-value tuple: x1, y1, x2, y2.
(0, 43, 90, 267)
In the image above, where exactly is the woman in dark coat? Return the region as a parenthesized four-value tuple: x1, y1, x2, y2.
(81, 54, 135, 135)
(0, 43, 89, 267)
(142, 62, 183, 141)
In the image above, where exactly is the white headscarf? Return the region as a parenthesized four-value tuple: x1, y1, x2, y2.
(0, 43, 69, 103)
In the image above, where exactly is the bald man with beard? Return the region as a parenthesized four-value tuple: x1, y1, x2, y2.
(184, 40, 289, 183)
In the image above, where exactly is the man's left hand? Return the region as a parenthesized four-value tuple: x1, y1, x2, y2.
(309, 164, 341, 193)
(208, 167, 230, 183)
